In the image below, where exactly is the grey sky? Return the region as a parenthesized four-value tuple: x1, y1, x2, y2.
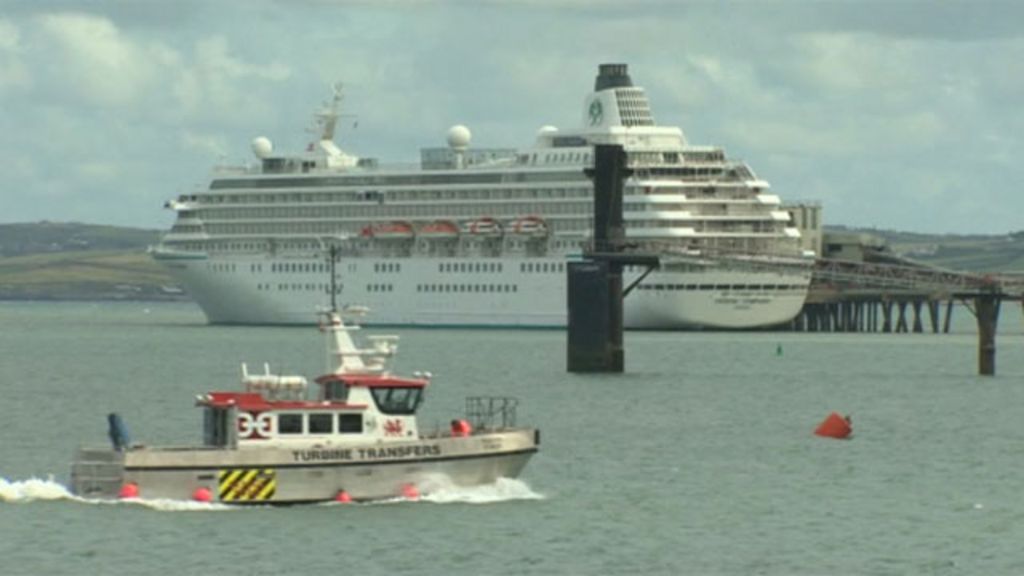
(1, 0, 1021, 234)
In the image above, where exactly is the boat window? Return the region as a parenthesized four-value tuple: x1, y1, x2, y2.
(278, 414, 303, 434)
(338, 414, 363, 434)
(203, 408, 231, 447)
(370, 387, 423, 415)
(308, 413, 333, 434)
(321, 381, 350, 399)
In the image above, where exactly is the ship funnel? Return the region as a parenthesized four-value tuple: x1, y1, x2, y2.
(584, 63, 654, 129)
(595, 63, 634, 91)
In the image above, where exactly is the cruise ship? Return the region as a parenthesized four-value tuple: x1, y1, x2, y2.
(154, 64, 812, 329)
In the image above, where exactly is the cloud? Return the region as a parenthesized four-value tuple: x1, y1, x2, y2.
(0, 18, 30, 91)
(31, 12, 290, 122)
(1, 2, 1023, 233)
(180, 130, 228, 158)
(36, 12, 159, 107)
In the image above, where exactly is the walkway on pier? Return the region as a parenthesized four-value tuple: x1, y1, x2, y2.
(653, 245, 1022, 375)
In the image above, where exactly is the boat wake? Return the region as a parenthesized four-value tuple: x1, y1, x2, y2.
(0, 476, 236, 512)
(0, 476, 73, 503)
(411, 476, 544, 505)
(3, 475, 542, 510)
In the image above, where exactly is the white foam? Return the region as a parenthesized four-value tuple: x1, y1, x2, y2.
(0, 476, 74, 502)
(0, 476, 238, 511)
(1, 475, 542, 509)
(120, 498, 236, 512)
(318, 477, 543, 506)
(418, 477, 544, 504)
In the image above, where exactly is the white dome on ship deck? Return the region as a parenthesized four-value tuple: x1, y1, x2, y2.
(446, 125, 471, 150)
(538, 125, 558, 136)
(251, 136, 273, 159)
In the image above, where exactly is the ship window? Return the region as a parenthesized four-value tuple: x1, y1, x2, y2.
(338, 414, 363, 434)
(370, 387, 423, 415)
(308, 413, 333, 434)
(278, 414, 303, 434)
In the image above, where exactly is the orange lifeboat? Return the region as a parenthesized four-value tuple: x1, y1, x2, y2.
(508, 215, 548, 237)
(361, 221, 415, 240)
(462, 217, 502, 236)
(418, 220, 460, 239)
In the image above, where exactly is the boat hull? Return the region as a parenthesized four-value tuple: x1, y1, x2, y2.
(71, 429, 539, 504)
(156, 253, 811, 329)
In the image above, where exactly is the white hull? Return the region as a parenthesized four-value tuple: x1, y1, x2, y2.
(158, 253, 810, 329)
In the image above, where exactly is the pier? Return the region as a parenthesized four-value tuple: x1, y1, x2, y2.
(797, 257, 1021, 375)
(699, 250, 1024, 375)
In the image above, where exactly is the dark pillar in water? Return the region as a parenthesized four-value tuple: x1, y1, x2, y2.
(975, 294, 1000, 376)
(896, 301, 908, 333)
(567, 260, 620, 371)
(567, 143, 655, 373)
(927, 300, 940, 333)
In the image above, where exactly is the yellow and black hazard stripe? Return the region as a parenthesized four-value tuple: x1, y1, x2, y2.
(218, 468, 276, 502)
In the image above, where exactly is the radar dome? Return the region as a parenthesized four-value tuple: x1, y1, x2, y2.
(538, 125, 558, 136)
(446, 125, 471, 150)
(251, 136, 273, 159)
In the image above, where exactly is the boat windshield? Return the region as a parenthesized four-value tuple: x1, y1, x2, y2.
(371, 387, 423, 415)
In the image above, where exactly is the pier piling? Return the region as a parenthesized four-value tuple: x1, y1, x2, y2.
(974, 294, 1000, 376)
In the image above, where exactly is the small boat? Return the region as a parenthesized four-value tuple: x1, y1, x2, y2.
(70, 306, 539, 504)
(417, 220, 460, 239)
(360, 221, 415, 240)
(461, 217, 502, 236)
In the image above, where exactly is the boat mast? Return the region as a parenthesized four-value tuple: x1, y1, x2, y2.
(328, 243, 339, 312)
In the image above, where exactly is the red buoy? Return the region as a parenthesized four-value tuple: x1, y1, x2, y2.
(118, 482, 139, 499)
(814, 411, 852, 439)
(401, 483, 420, 500)
(192, 487, 212, 503)
(335, 490, 352, 504)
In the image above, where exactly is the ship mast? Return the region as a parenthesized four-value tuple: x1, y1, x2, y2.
(311, 83, 344, 143)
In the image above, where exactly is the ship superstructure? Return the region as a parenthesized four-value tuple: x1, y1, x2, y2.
(155, 64, 811, 328)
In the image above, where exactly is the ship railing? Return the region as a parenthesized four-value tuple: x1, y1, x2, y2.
(465, 396, 519, 431)
(584, 240, 807, 263)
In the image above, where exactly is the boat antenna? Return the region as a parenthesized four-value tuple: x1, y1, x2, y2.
(328, 243, 339, 312)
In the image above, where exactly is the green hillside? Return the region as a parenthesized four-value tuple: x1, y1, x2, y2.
(0, 222, 182, 300)
(829, 227, 1024, 272)
(0, 221, 161, 256)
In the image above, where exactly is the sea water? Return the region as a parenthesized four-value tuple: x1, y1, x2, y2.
(3, 301, 1024, 575)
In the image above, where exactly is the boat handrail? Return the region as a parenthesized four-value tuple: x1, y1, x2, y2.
(465, 396, 519, 430)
